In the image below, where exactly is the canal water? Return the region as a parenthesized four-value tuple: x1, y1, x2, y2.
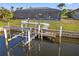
(0, 35, 79, 56)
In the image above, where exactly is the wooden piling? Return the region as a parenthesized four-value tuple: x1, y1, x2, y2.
(28, 29, 31, 50)
(38, 24, 41, 39)
(21, 24, 24, 34)
(34, 24, 37, 36)
(58, 26, 62, 56)
(59, 26, 62, 44)
(8, 22, 11, 41)
(4, 28, 10, 56)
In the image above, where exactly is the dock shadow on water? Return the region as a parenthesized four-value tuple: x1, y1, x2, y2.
(0, 36, 79, 56)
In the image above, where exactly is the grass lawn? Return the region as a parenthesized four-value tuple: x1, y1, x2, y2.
(0, 19, 79, 31)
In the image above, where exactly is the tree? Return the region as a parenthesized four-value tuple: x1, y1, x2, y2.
(60, 9, 68, 18)
(57, 3, 68, 19)
(0, 7, 13, 20)
(57, 3, 65, 10)
(67, 10, 76, 18)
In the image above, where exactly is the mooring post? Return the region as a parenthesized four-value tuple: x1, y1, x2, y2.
(59, 26, 62, 44)
(21, 24, 23, 33)
(21, 24, 24, 36)
(28, 28, 31, 50)
(8, 22, 11, 40)
(58, 26, 62, 56)
(34, 24, 37, 36)
(38, 23, 41, 38)
(4, 28, 10, 56)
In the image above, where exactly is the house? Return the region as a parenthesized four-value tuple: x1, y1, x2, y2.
(67, 8, 79, 19)
(13, 7, 60, 20)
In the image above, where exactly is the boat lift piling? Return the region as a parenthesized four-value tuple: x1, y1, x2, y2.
(8, 22, 11, 40)
(59, 26, 62, 45)
(28, 28, 31, 50)
(4, 28, 10, 56)
(21, 24, 24, 34)
(58, 26, 62, 56)
(38, 23, 41, 39)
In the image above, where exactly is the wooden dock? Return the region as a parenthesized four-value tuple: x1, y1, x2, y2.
(42, 29, 79, 39)
(3, 26, 79, 39)
(40, 31, 56, 38)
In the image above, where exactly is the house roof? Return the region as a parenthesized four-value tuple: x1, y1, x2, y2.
(15, 7, 60, 12)
(72, 8, 79, 12)
(68, 8, 79, 12)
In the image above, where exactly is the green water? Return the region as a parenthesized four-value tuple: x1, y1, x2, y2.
(8, 38, 79, 56)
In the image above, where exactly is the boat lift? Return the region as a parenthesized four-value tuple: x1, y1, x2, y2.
(3, 21, 49, 56)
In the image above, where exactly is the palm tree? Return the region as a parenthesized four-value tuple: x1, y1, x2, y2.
(57, 3, 65, 10)
(57, 3, 66, 19)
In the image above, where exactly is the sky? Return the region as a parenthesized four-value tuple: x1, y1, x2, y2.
(0, 3, 79, 10)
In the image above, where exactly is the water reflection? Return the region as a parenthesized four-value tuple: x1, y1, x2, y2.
(0, 36, 79, 56)
(58, 44, 62, 56)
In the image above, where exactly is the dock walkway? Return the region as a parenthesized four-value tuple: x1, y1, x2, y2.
(4, 26, 79, 38)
